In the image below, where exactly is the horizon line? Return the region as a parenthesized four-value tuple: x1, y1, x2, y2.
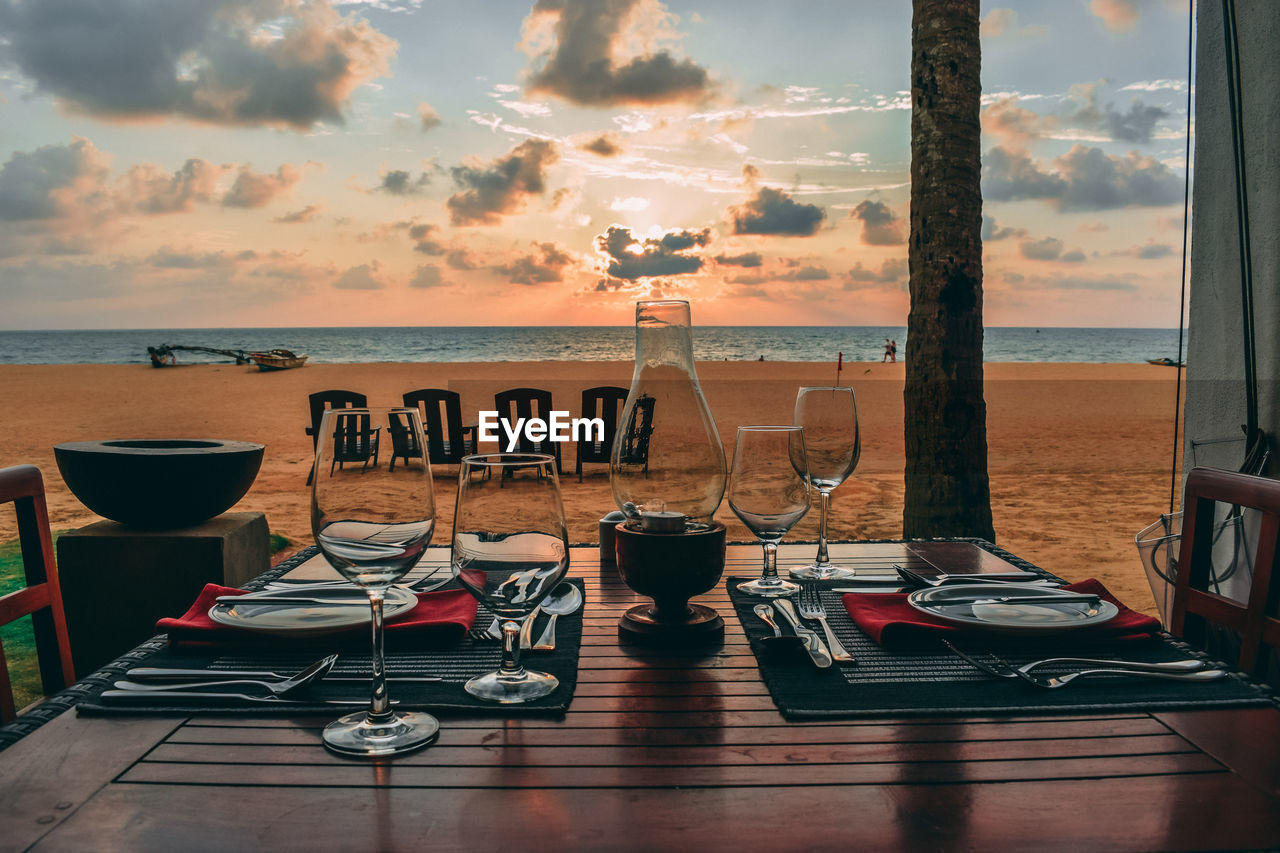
(0, 324, 1191, 333)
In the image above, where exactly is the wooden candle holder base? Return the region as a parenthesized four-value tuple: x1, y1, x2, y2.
(618, 603, 724, 646)
(614, 521, 726, 647)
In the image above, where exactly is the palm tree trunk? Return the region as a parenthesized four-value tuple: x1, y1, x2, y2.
(903, 0, 995, 541)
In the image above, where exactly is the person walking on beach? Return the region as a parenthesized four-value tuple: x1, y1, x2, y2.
(883, 339, 893, 363)
(889, 339, 898, 363)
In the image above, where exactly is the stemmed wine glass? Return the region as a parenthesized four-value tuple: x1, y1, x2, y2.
(729, 426, 810, 597)
(311, 407, 440, 757)
(791, 386, 860, 580)
(451, 454, 569, 703)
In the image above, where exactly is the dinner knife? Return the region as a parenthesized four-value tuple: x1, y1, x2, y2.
(919, 592, 1102, 607)
(126, 666, 442, 682)
(215, 594, 372, 606)
(99, 690, 379, 706)
(771, 599, 833, 669)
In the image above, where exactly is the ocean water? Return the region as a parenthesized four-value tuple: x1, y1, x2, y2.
(0, 326, 1185, 365)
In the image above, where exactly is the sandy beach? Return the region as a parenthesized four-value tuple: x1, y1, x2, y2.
(0, 360, 1180, 613)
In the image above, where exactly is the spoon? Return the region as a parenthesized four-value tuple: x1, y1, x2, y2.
(532, 583, 585, 651)
(752, 603, 803, 654)
(755, 603, 783, 637)
(112, 654, 338, 699)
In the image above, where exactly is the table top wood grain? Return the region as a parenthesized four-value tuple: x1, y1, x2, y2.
(2, 542, 1278, 852)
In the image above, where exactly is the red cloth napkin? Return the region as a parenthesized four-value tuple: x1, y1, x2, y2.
(158, 584, 477, 648)
(842, 578, 1160, 647)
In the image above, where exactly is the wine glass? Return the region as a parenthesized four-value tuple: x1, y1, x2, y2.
(451, 453, 569, 703)
(728, 426, 810, 597)
(311, 407, 440, 757)
(791, 386, 861, 580)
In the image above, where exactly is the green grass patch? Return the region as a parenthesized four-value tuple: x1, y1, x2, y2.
(0, 539, 43, 713)
(270, 532, 291, 555)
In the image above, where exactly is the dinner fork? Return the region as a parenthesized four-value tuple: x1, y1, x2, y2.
(988, 653, 1228, 689)
(795, 585, 854, 662)
(941, 640, 1209, 679)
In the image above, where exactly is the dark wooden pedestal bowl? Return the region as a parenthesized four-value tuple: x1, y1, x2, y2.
(54, 439, 264, 529)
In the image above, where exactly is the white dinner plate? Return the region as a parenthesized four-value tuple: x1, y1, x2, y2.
(906, 583, 1118, 635)
(208, 585, 418, 637)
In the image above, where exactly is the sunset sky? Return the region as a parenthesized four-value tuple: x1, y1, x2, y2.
(0, 0, 1192, 329)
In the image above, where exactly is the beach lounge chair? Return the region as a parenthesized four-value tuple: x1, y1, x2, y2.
(494, 387, 562, 474)
(329, 410, 380, 476)
(616, 393, 656, 477)
(0, 465, 75, 723)
(1170, 466, 1280, 685)
(402, 389, 475, 469)
(387, 409, 424, 472)
(575, 386, 628, 482)
(305, 390, 367, 485)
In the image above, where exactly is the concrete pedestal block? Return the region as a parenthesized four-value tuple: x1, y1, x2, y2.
(56, 512, 269, 674)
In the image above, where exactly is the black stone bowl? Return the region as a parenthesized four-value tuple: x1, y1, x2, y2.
(54, 439, 264, 529)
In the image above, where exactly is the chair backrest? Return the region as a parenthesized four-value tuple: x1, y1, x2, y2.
(0, 465, 75, 723)
(332, 411, 376, 461)
(494, 388, 559, 459)
(580, 386, 629, 446)
(617, 393, 656, 465)
(306, 390, 367, 447)
(387, 409, 415, 451)
(403, 389, 466, 464)
(1170, 466, 1280, 681)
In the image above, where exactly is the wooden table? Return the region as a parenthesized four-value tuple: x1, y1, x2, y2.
(2, 542, 1279, 852)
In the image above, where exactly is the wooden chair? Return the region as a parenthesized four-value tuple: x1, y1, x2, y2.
(493, 387, 563, 474)
(305, 390, 367, 485)
(329, 411, 380, 475)
(576, 386, 628, 482)
(0, 465, 75, 723)
(1170, 466, 1280, 684)
(387, 409, 423, 472)
(615, 393, 656, 477)
(402, 389, 475, 469)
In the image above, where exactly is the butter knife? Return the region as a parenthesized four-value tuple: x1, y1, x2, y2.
(772, 599, 832, 669)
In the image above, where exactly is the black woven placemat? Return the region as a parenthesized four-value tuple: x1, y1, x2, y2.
(728, 543, 1275, 719)
(75, 565, 583, 717)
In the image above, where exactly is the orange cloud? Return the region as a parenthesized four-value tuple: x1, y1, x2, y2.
(1089, 0, 1139, 32)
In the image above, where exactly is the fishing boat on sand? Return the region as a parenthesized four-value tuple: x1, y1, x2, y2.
(1146, 357, 1185, 367)
(147, 344, 307, 370)
(247, 349, 308, 371)
(148, 344, 248, 367)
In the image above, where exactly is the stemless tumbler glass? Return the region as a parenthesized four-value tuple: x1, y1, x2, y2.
(311, 407, 440, 757)
(791, 386, 860, 580)
(452, 454, 569, 703)
(728, 426, 810, 597)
